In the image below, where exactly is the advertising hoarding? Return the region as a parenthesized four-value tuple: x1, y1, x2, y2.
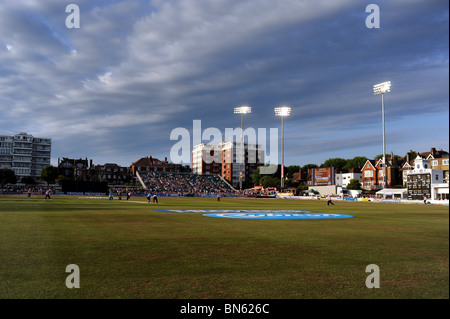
(311, 167, 335, 186)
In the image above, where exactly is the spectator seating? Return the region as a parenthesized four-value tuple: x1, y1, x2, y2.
(139, 172, 235, 196)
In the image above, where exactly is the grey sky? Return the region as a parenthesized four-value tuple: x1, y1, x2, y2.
(0, 0, 448, 167)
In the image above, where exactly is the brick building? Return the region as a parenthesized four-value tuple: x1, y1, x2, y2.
(192, 142, 264, 188)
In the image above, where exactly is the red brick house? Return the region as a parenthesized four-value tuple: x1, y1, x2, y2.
(91, 163, 131, 185)
(375, 157, 404, 188)
(130, 155, 170, 176)
(361, 160, 378, 190)
(362, 153, 405, 190)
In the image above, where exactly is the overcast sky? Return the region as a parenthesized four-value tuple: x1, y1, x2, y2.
(0, 0, 448, 167)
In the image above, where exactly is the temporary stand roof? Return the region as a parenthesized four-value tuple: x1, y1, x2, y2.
(375, 188, 408, 199)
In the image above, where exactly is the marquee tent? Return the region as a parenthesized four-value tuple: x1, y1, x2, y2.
(376, 188, 408, 199)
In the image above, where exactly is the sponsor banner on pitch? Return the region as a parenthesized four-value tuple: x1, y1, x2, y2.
(157, 210, 323, 213)
(203, 212, 354, 219)
(155, 210, 354, 219)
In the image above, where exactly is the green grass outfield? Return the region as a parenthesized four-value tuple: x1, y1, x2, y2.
(0, 195, 448, 299)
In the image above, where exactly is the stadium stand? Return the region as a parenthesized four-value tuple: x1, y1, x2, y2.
(138, 172, 235, 196)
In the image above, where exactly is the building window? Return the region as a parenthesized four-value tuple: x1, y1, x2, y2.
(432, 160, 438, 166)
(364, 170, 373, 177)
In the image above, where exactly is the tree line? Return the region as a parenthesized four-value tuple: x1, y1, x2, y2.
(0, 165, 58, 186)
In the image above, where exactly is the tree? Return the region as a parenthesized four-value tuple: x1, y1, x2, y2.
(252, 167, 262, 186)
(252, 164, 283, 186)
(285, 165, 300, 176)
(55, 175, 69, 185)
(404, 150, 417, 162)
(21, 176, 36, 185)
(375, 154, 401, 161)
(260, 176, 281, 188)
(272, 164, 282, 179)
(302, 163, 318, 170)
(346, 178, 362, 190)
(0, 168, 17, 186)
(40, 165, 59, 185)
(344, 156, 368, 170)
(322, 158, 348, 171)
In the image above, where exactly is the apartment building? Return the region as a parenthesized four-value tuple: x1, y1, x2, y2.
(0, 132, 51, 181)
(192, 141, 264, 188)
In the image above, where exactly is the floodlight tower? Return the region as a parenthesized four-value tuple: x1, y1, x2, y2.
(373, 81, 391, 189)
(274, 106, 291, 190)
(234, 105, 252, 191)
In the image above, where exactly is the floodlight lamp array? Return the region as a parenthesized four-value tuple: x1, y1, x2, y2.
(274, 106, 291, 117)
(373, 81, 391, 95)
(234, 106, 252, 114)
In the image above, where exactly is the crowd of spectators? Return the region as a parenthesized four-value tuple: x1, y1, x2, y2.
(139, 172, 235, 196)
(138, 172, 166, 194)
(1, 172, 236, 197)
(0, 186, 49, 195)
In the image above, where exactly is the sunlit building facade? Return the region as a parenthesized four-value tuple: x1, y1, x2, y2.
(0, 132, 52, 181)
